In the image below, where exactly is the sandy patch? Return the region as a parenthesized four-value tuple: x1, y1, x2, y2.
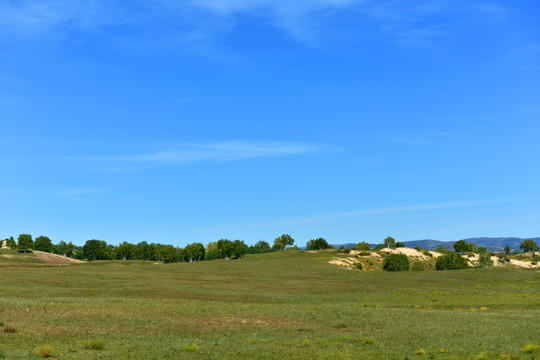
(328, 258, 356, 270)
(0, 254, 15, 258)
(1, 240, 8, 249)
(379, 247, 444, 259)
(33, 251, 85, 265)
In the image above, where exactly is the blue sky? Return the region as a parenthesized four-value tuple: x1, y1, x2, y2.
(1, 0, 539, 247)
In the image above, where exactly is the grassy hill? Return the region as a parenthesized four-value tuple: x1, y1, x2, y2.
(0, 250, 538, 359)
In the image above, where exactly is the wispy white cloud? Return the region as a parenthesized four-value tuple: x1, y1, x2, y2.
(392, 132, 472, 146)
(186, 199, 515, 232)
(83, 140, 322, 166)
(0, 0, 513, 47)
(59, 187, 109, 197)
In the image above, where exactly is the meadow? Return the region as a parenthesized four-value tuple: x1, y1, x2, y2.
(0, 250, 539, 359)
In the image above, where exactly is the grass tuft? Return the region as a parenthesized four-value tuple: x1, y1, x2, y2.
(182, 343, 199, 352)
(521, 344, 538, 353)
(2, 324, 17, 333)
(84, 340, 105, 350)
(36, 345, 53, 358)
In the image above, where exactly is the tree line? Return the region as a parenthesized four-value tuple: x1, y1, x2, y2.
(2, 233, 334, 262)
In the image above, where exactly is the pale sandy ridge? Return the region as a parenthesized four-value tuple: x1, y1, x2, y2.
(33, 250, 86, 265)
(330, 247, 539, 269)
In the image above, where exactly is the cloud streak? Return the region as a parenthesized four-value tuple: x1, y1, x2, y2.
(185, 199, 516, 233)
(59, 187, 109, 197)
(0, 0, 511, 47)
(84, 140, 321, 166)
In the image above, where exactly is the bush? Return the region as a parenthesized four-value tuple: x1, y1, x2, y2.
(436, 252, 469, 270)
(422, 250, 432, 257)
(478, 251, 494, 268)
(382, 254, 410, 271)
(36, 345, 53, 358)
(354, 262, 363, 270)
(411, 261, 425, 271)
(355, 242, 370, 251)
(358, 251, 370, 256)
(414, 246, 422, 251)
(84, 341, 104, 350)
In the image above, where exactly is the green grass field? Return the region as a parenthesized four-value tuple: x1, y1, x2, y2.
(0, 250, 539, 359)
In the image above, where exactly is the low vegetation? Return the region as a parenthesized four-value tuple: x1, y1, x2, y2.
(0, 250, 538, 359)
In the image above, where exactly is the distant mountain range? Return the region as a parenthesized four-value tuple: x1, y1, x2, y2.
(330, 237, 540, 252)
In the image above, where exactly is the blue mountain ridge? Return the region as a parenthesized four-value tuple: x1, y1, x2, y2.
(329, 237, 540, 251)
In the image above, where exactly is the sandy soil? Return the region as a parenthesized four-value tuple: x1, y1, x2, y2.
(329, 247, 539, 269)
(1, 240, 8, 249)
(33, 250, 85, 265)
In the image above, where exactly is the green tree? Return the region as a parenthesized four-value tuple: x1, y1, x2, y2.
(395, 241, 406, 248)
(231, 240, 248, 259)
(83, 240, 113, 261)
(467, 243, 478, 253)
(504, 245, 511, 256)
(184, 242, 206, 262)
(477, 248, 493, 268)
(436, 252, 469, 270)
(156, 244, 178, 263)
(355, 242, 370, 251)
(520, 239, 538, 253)
(34, 236, 53, 252)
(453, 240, 468, 253)
(273, 234, 294, 251)
(306, 238, 332, 250)
(116, 241, 134, 260)
(383, 254, 410, 271)
(6, 236, 16, 249)
(216, 239, 232, 259)
(250, 241, 271, 254)
(383, 237, 396, 249)
(17, 234, 33, 253)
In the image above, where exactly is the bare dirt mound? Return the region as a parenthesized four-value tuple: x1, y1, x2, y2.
(33, 251, 85, 265)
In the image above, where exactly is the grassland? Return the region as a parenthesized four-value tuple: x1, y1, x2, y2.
(0, 250, 539, 359)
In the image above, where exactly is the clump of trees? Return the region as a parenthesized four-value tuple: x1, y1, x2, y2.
(383, 237, 396, 249)
(355, 242, 370, 251)
(383, 254, 410, 271)
(273, 234, 294, 251)
(306, 238, 332, 250)
(453, 240, 478, 254)
(520, 239, 538, 253)
(435, 252, 469, 270)
(477, 247, 494, 268)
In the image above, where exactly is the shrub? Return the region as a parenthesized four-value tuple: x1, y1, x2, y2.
(478, 251, 494, 268)
(2, 324, 17, 333)
(84, 340, 104, 350)
(422, 250, 432, 257)
(36, 346, 53, 358)
(521, 343, 538, 353)
(355, 242, 371, 251)
(354, 262, 363, 270)
(411, 261, 425, 271)
(183, 343, 199, 352)
(383, 254, 410, 271)
(414, 246, 422, 251)
(359, 251, 370, 256)
(435, 252, 469, 270)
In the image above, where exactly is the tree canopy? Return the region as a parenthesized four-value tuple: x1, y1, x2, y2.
(306, 238, 332, 250)
(34, 236, 53, 252)
(436, 252, 469, 270)
(83, 239, 114, 261)
(273, 234, 294, 251)
(17, 234, 33, 253)
(520, 239, 538, 253)
(383, 237, 396, 249)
